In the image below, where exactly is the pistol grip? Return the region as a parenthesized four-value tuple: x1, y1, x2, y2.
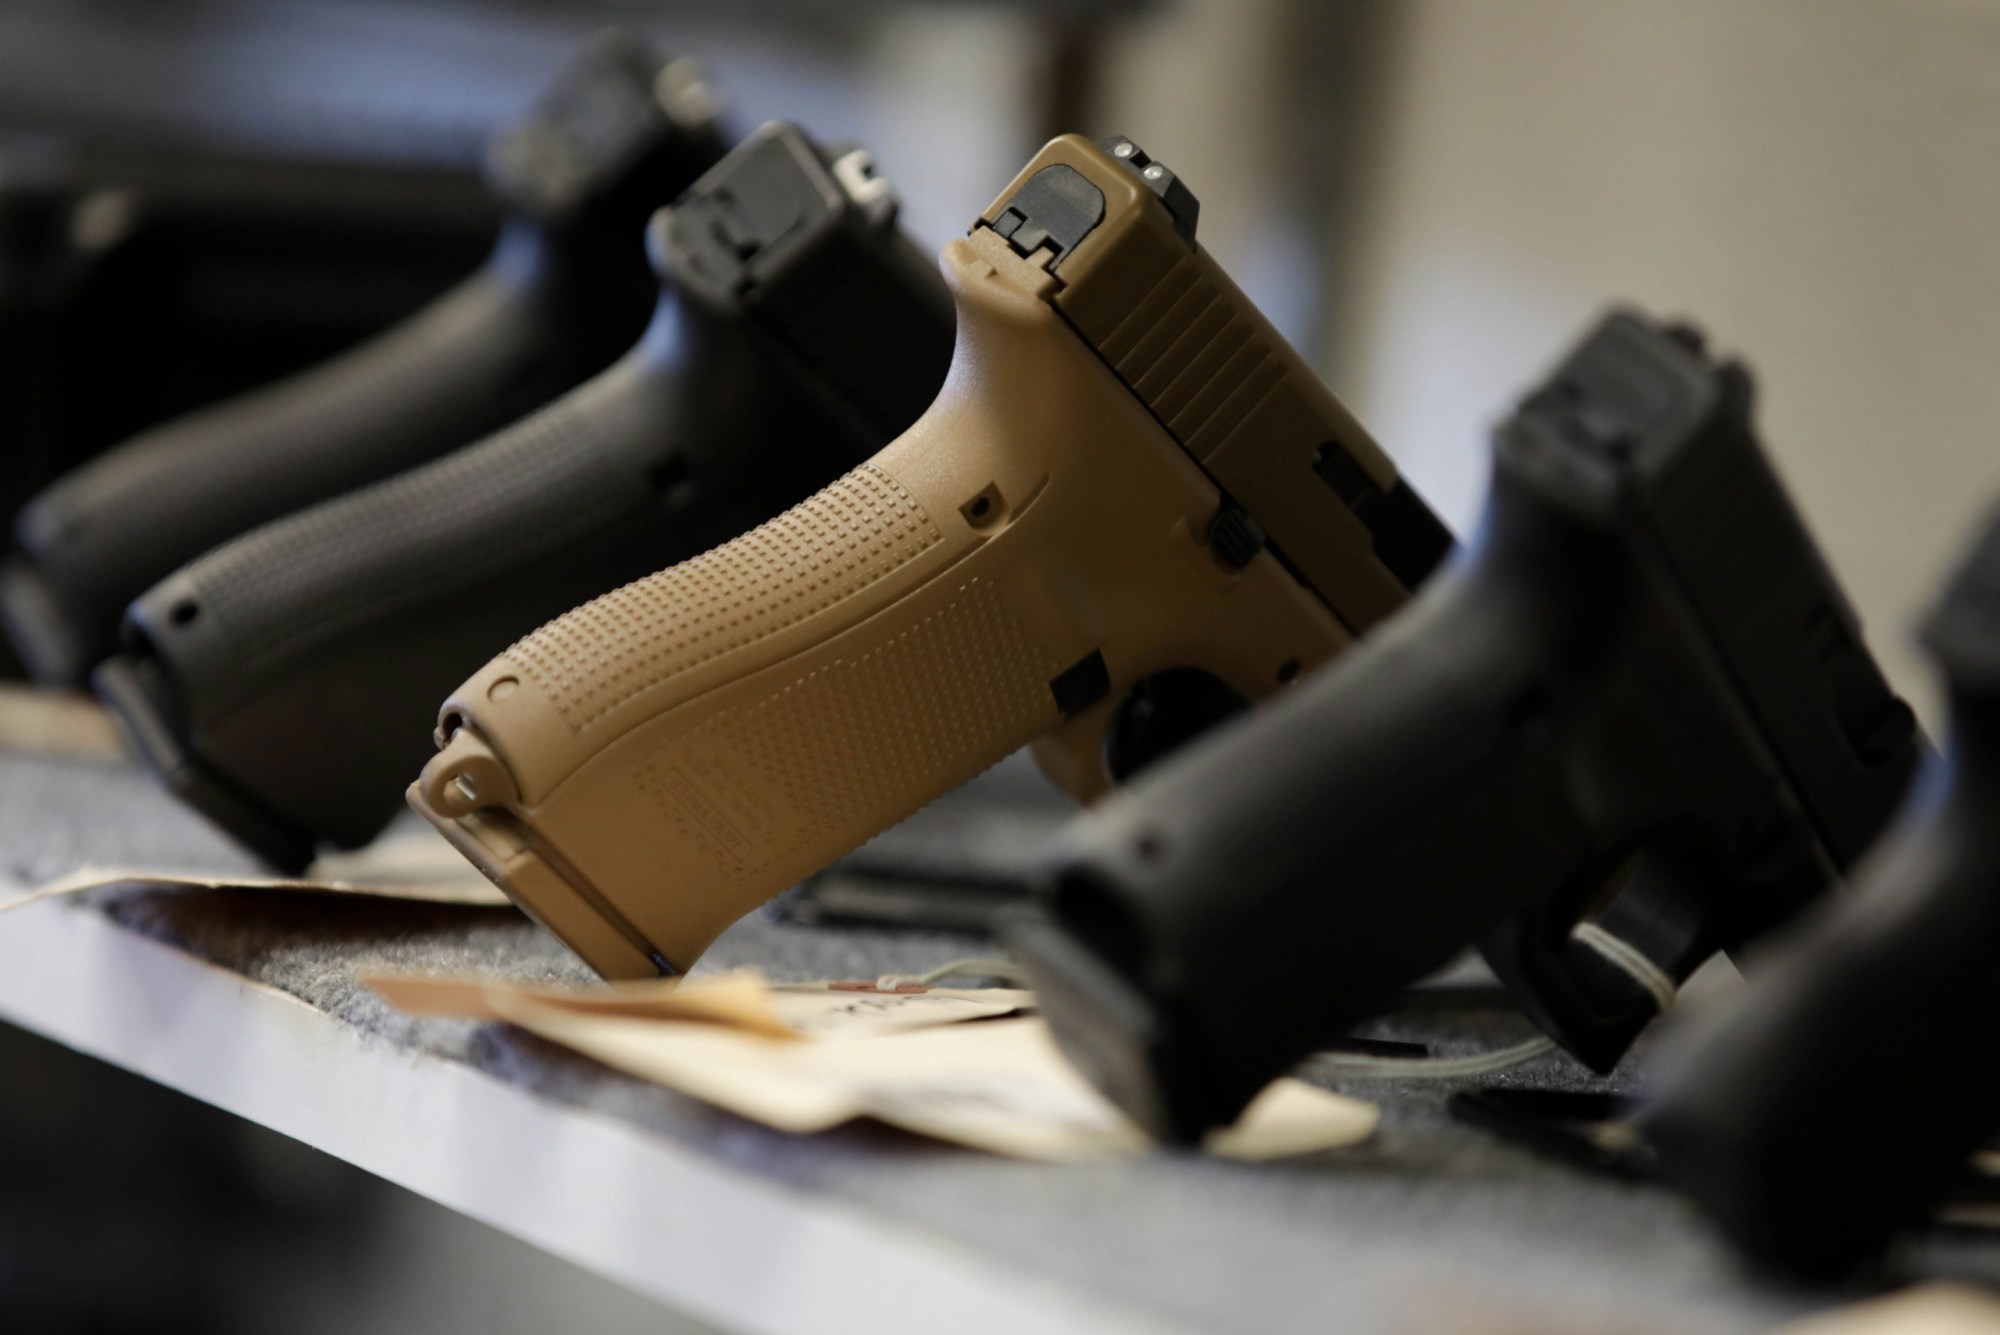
(417, 234, 1349, 975)
(1019, 557, 1580, 1140)
(1644, 513, 2000, 1276)
(415, 456, 1064, 972)
(2, 231, 644, 685)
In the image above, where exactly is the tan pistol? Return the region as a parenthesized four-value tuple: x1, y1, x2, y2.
(410, 133, 1452, 978)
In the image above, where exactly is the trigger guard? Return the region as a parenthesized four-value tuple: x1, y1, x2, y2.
(1034, 668, 1259, 802)
(1031, 716, 1115, 804)
(1104, 667, 1251, 783)
(1482, 915, 1657, 1074)
(1482, 859, 1711, 1072)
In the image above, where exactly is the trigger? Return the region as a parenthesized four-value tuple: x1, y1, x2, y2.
(1104, 669, 1249, 782)
(1031, 668, 1254, 801)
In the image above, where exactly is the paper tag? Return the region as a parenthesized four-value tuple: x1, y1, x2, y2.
(362, 970, 796, 1038)
(516, 1007, 1375, 1161)
(0, 685, 126, 761)
(499, 1003, 859, 1133)
(369, 969, 1376, 1161)
(1778, 1285, 2000, 1334)
(362, 969, 1032, 1041)
(766, 983, 1034, 1037)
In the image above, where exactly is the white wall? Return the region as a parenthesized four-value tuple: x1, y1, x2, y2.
(1086, 0, 1326, 342)
(1330, 0, 2000, 717)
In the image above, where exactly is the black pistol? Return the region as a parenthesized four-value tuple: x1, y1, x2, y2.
(1643, 509, 2000, 1278)
(1, 32, 724, 685)
(1008, 309, 1922, 1143)
(93, 123, 954, 873)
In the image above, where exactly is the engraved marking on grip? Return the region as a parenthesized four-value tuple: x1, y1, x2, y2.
(640, 576, 1058, 886)
(658, 763, 754, 865)
(195, 401, 595, 665)
(509, 465, 944, 731)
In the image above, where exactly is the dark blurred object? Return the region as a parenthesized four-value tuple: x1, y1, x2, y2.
(1644, 507, 2000, 1280)
(777, 755, 1077, 934)
(782, 862, 1034, 936)
(0, 1016, 707, 1333)
(0, 130, 495, 535)
(0, 0, 565, 681)
(0, 1019, 381, 1335)
(1011, 310, 1922, 1145)
(2, 32, 726, 686)
(0, 0, 614, 682)
(0, 0, 586, 535)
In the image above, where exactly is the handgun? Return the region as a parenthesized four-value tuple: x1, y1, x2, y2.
(0, 32, 725, 685)
(411, 133, 1453, 980)
(91, 123, 955, 873)
(1642, 509, 2000, 1278)
(1006, 310, 1922, 1144)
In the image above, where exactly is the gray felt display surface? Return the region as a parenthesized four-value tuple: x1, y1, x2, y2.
(3, 742, 1993, 1334)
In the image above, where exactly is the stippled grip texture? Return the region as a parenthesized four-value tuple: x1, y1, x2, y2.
(110, 365, 677, 859)
(141, 378, 648, 692)
(108, 314, 885, 861)
(509, 464, 947, 731)
(9, 244, 643, 681)
(630, 570, 1060, 896)
(466, 457, 1071, 966)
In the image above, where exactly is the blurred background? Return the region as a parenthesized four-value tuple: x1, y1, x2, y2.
(5, 0, 1999, 1329)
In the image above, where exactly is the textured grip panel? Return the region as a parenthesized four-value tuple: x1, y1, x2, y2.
(9, 245, 643, 680)
(30, 270, 542, 554)
(634, 575, 1058, 889)
(509, 464, 944, 731)
(169, 391, 628, 677)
